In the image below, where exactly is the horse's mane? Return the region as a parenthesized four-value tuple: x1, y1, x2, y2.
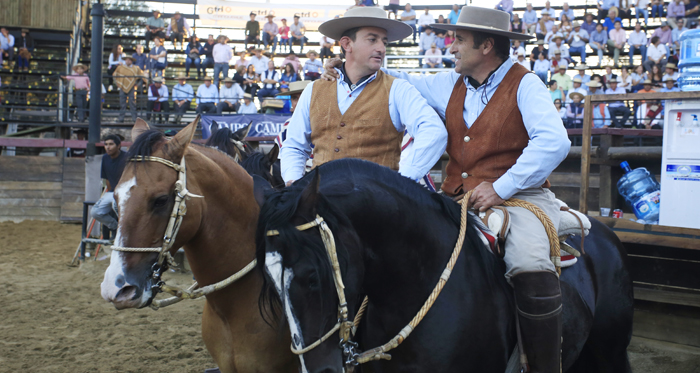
(204, 126, 239, 158)
(241, 152, 284, 189)
(255, 159, 481, 324)
(126, 129, 168, 159)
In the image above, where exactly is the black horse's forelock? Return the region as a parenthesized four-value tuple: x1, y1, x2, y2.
(205, 126, 239, 158)
(241, 152, 285, 189)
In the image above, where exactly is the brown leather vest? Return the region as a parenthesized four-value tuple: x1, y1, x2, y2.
(442, 63, 550, 197)
(309, 70, 402, 170)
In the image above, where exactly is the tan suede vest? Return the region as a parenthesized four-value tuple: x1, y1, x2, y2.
(309, 70, 402, 170)
(441, 63, 550, 197)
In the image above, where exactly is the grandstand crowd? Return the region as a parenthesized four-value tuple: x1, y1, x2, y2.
(1, 1, 694, 129)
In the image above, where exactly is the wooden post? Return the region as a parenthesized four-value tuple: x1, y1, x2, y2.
(597, 133, 625, 213)
(579, 99, 593, 214)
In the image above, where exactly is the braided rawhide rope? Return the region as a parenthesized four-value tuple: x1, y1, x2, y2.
(355, 190, 561, 364)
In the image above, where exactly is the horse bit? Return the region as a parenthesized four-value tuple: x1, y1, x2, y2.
(110, 155, 257, 310)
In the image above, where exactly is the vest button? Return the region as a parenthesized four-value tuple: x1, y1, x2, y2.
(337, 135, 342, 140)
(334, 148, 340, 152)
(461, 172, 468, 179)
(464, 136, 471, 143)
(340, 122, 346, 127)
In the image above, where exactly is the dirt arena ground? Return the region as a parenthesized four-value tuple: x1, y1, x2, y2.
(1, 220, 699, 373)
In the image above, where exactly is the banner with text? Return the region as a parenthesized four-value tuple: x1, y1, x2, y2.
(197, 0, 349, 30)
(201, 114, 291, 140)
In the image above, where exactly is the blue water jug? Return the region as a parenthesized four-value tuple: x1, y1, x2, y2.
(679, 29, 700, 91)
(616, 161, 661, 223)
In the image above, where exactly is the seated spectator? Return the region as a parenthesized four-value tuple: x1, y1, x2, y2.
(290, 15, 308, 54)
(448, 4, 461, 24)
(549, 50, 567, 74)
(423, 43, 443, 69)
(147, 77, 169, 124)
(444, 30, 456, 49)
(60, 64, 90, 122)
(608, 21, 627, 67)
(419, 27, 437, 64)
(243, 64, 259, 97)
(589, 23, 608, 67)
(144, 10, 166, 49)
(510, 39, 525, 60)
(581, 13, 597, 36)
(628, 22, 648, 64)
(644, 36, 668, 72)
(304, 50, 323, 80)
(587, 80, 612, 127)
(318, 35, 335, 62)
(553, 65, 573, 95)
(239, 93, 258, 114)
(132, 44, 148, 72)
(685, 0, 700, 20)
(554, 98, 567, 121)
(523, 3, 539, 35)
(672, 18, 689, 50)
(667, 0, 686, 29)
(549, 80, 564, 102)
(559, 15, 573, 41)
(418, 7, 435, 33)
(148, 37, 167, 78)
(232, 65, 246, 85)
(16, 28, 34, 72)
(401, 4, 418, 42)
(278, 18, 291, 54)
(262, 15, 279, 54)
(659, 76, 681, 117)
(603, 65, 618, 85)
(280, 63, 299, 85)
(575, 65, 592, 87)
(534, 52, 551, 82)
(651, 0, 666, 19)
(248, 48, 270, 78)
(387, 0, 401, 20)
(619, 0, 634, 21)
(511, 14, 523, 34)
(636, 0, 651, 24)
(234, 51, 248, 70)
(201, 34, 216, 75)
(619, 66, 634, 91)
(217, 77, 244, 114)
(530, 40, 547, 69)
(196, 76, 218, 113)
(433, 15, 449, 35)
(551, 36, 571, 64)
(0, 27, 13, 68)
(213, 35, 233, 86)
(631, 64, 648, 90)
(107, 44, 124, 91)
(565, 76, 588, 105)
(245, 13, 261, 50)
(258, 60, 281, 100)
(282, 51, 302, 74)
(185, 35, 203, 79)
(114, 56, 146, 123)
(649, 64, 664, 86)
(541, 1, 555, 18)
(434, 31, 446, 51)
(598, 0, 617, 21)
(443, 47, 456, 68)
(167, 11, 191, 50)
(536, 11, 555, 40)
(495, 0, 514, 18)
(172, 74, 194, 124)
(568, 22, 589, 64)
(605, 77, 630, 128)
(635, 79, 658, 128)
(663, 62, 680, 81)
(514, 51, 528, 68)
(566, 92, 586, 129)
(560, 2, 575, 21)
(650, 22, 673, 56)
(603, 7, 622, 33)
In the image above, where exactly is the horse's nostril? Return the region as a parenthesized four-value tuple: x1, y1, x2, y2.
(115, 285, 139, 302)
(115, 274, 125, 288)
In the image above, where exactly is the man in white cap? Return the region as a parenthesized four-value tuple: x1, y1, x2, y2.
(514, 50, 529, 69)
(280, 6, 447, 192)
(323, 6, 569, 371)
(565, 75, 588, 105)
(171, 74, 194, 124)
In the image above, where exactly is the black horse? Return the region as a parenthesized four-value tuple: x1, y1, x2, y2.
(255, 159, 634, 373)
(206, 121, 284, 188)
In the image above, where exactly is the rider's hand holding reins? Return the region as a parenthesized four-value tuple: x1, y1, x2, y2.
(322, 58, 343, 81)
(468, 182, 505, 212)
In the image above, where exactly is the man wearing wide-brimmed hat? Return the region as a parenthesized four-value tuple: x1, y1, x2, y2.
(663, 62, 680, 82)
(262, 14, 279, 55)
(147, 76, 169, 124)
(217, 77, 245, 114)
(60, 64, 90, 122)
(324, 6, 569, 370)
(280, 6, 447, 188)
(238, 93, 257, 114)
(172, 74, 194, 124)
(196, 76, 219, 114)
(168, 11, 191, 50)
(114, 56, 147, 123)
(273, 80, 312, 149)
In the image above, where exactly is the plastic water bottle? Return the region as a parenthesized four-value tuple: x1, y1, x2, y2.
(678, 29, 700, 91)
(616, 161, 661, 223)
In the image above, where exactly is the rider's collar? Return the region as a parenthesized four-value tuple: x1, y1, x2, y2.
(466, 58, 510, 89)
(339, 63, 375, 92)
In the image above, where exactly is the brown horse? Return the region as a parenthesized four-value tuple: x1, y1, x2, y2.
(100, 118, 297, 373)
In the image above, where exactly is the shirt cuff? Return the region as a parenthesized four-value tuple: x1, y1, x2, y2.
(492, 173, 520, 201)
(398, 167, 423, 183)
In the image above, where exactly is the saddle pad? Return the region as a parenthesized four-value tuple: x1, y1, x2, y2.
(555, 199, 591, 237)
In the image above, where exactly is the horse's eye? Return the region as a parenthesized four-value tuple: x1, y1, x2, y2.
(152, 195, 169, 209)
(308, 273, 319, 290)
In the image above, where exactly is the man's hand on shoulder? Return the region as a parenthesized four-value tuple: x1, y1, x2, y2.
(285, 180, 295, 187)
(321, 58, 342, 81)
(468, 182, 505, 212)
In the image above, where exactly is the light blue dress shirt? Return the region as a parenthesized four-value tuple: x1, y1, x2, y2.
(523, 10, 538, 24)
(196, 84, 219, 104)
(600, 0, 620, 10)
(280, 68, 448, 183)
(172, 83, 194, 101)
(382, 58, 571, 200)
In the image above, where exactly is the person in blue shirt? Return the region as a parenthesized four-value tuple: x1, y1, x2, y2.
(196, 77, 219, 114)
(448, 4, 461, 24)
(602, 8, 622, 34)
(172, 74, 194, 124)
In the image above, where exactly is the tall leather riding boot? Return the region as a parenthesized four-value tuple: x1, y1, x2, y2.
(511, 271, 562, 373)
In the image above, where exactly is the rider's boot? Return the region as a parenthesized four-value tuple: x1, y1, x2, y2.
(512, 271, 562, 373)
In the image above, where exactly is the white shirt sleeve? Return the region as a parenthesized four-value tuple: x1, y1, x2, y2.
(280, 82, 316, 182)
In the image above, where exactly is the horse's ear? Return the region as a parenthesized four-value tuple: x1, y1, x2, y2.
(298, 171, 321, 218)
(210, 120, 220, 134)
(232, 121, 253, 141)
(131, 118, 150, 141)
(267, 144, 280, 165)
(169, 115, 199, 160)
(252, 175, 272, 207)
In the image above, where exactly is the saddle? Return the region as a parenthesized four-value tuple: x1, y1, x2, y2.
(472, 199, 590, 269)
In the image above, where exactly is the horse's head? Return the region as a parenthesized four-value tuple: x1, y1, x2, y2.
(241, 145, 284, 189)
(205, 121, 255, 161)
(101, 118, 203, 309)
(256, 172, 364, 373)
